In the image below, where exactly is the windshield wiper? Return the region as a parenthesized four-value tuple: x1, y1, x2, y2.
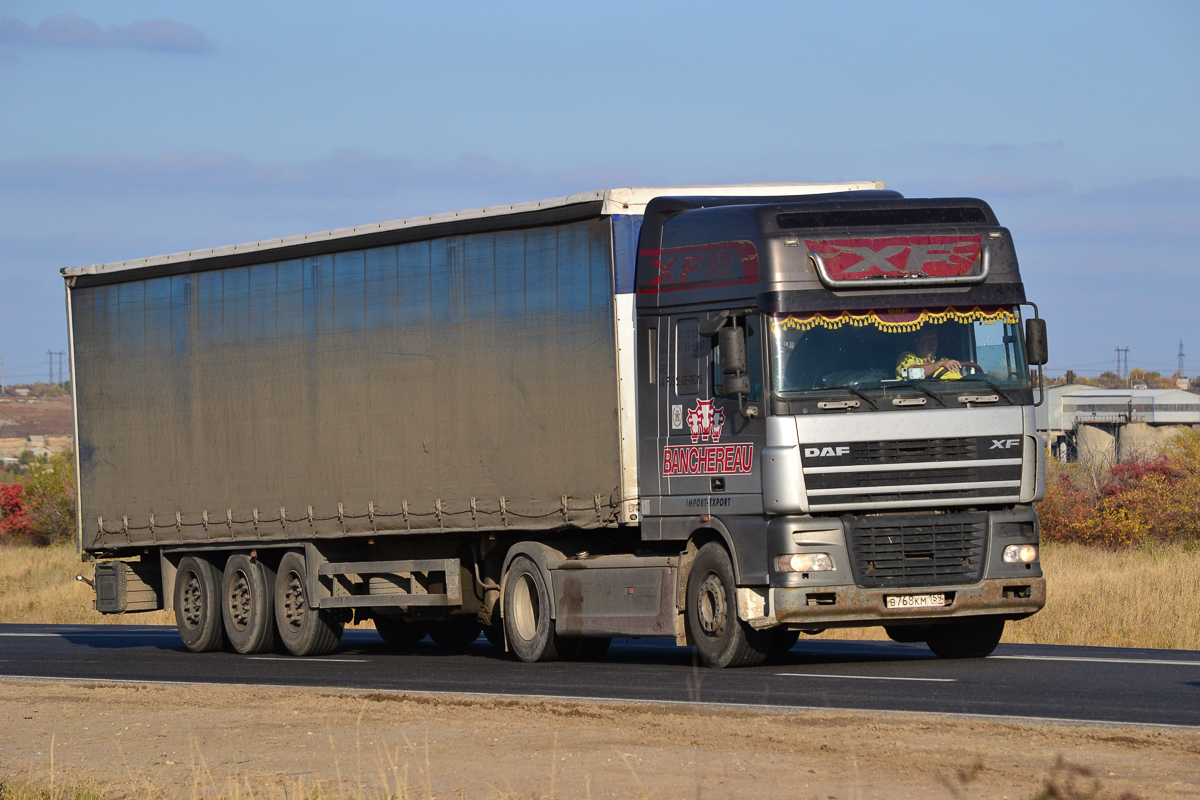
(956, 374, 1016, 404)
(859, 380, 947, 407)
(822, 385, 879, 410)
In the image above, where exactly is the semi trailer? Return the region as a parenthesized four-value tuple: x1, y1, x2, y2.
(64, 182, 1048, 667)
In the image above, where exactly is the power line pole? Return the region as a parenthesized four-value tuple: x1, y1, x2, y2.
(47, 350, 53, 385)
(1179, 339, 1186, 376)
(1115, 347, 1129, 381)
(1, 355, 5, 395)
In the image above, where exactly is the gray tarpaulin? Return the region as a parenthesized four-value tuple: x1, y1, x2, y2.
(72, 218, 623, 550)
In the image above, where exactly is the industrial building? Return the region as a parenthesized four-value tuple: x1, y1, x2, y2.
(1036, 385, 1200, 465)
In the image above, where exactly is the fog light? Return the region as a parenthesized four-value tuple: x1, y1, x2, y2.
(777, 553, 834, 573)
(1003, 544, 1038, 563)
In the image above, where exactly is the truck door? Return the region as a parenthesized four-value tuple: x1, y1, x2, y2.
(659, 311, 765, 514)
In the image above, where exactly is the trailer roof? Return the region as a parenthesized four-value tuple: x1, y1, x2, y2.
(61, 182, 883, 280)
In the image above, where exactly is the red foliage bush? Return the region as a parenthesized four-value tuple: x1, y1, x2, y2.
(0, 483, 34, 538)
(1039, 429, 1200, 548)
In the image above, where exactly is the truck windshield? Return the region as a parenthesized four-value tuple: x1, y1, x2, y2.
(769, 306, 1030, 396)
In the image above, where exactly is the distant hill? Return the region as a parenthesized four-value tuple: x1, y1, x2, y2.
(0, 395, 74, 439)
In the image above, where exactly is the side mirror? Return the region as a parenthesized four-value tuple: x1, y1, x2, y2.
(718, 326, 747, 376)
(1025, 318, 1048, 366)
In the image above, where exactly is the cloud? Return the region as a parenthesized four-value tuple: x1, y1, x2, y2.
(1082, 176, 1200, 206)
(900, 173, 1072, 200)
(0, 149, 649, 201)
(0, 13, 212, 54)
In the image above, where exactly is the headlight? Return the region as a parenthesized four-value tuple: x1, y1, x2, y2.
(1003, 544, 1038, 563)
(776, 553, 834, 573)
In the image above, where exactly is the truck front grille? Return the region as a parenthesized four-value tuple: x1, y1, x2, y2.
(847, 513, 988, 588)
(801, 435, 1023, 511)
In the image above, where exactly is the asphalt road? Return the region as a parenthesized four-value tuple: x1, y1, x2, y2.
(2, 623, 1198, 727)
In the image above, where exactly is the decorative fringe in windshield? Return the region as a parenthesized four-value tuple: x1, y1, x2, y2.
(772, 306, 1018, 333)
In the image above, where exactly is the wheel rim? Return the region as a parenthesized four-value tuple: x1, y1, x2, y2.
(511, 573, 539, 642)
(181, 570, 203, 630)
(227, 569, 251, 631)
(281, 570, 306, 633)
(697, 571, 727, 639)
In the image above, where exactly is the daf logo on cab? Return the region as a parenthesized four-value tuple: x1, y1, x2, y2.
(804, 446, 850, 458)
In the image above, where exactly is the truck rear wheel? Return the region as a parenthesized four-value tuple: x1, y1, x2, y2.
(428, 616, 483, 646)
(274, 551, 343, 657)
(925, 618, 1005, 659)
(221, 555, 276, 655)
(768, 629, 801, 658)
(685, 543, 770, 668)
(560, 637, 612, 661)
(174, 556, 225, 653)
(374, 616, 427, 646)
(503, 556, 565, 662)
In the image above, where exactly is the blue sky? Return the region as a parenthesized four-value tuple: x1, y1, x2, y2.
(1, 1, 1198, 382)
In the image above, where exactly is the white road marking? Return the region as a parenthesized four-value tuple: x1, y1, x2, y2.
(246, 657, 369, 663)
(777, 673, 955, 682)
(991, 655, 1200, 667)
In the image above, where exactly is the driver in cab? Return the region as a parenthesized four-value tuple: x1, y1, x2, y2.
(896, 329, 963, 380)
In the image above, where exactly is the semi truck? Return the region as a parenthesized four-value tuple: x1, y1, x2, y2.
(64, 182, 1048, 668)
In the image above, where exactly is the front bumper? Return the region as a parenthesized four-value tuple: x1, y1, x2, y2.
(746, 576, 1046, 630)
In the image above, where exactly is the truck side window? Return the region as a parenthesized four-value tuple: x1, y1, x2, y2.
(675, 319, 700, 396)
(713, 318, 762, 400)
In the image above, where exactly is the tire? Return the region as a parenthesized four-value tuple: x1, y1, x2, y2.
(482, 617, 505, 649)
(221, 554, 277, 654)
(885, 625, 930, 644)
(503, 555, 566, 662)
(174, 556, 225, 653)
(374, 615, 427, 646)
(768, 629, 801, 658)
(428, 616, 482, 646)
(273, 551, 343, 657)
(560, 637, 611, 662)
(924, 618, 1005, 659)
(685, 542, 770, 668)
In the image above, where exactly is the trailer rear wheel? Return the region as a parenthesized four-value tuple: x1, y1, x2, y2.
(503, 556, 565, 662)
(174, 556, 225, 653)
(373, 616, 427, 646)
(685, 543, 770, 668)
(221, 555, 276, 655)
(428, 616, 482, 646)
(274, 551, 343, 657)
(924, 618, 1005, 659)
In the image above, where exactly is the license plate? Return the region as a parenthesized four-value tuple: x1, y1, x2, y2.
(885, 593, 946, 609)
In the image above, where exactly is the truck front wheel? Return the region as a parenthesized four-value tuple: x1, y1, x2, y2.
(685, 543, 770, 668)
(174, 556, 225, 653)
(221, 555, 276, 655)
(924, 617, 1005, 659)
(274, 551, 343, 657)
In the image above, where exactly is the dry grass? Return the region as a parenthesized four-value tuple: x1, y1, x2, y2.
(4, 542, 1199, 650)
(815, 541, 1200, 650)
(0, 543, 173, 626)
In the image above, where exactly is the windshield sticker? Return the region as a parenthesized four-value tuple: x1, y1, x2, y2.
(772, 306, 1018, 334)
(805, 235, 982, 281)
(637, 240, 759, 294)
